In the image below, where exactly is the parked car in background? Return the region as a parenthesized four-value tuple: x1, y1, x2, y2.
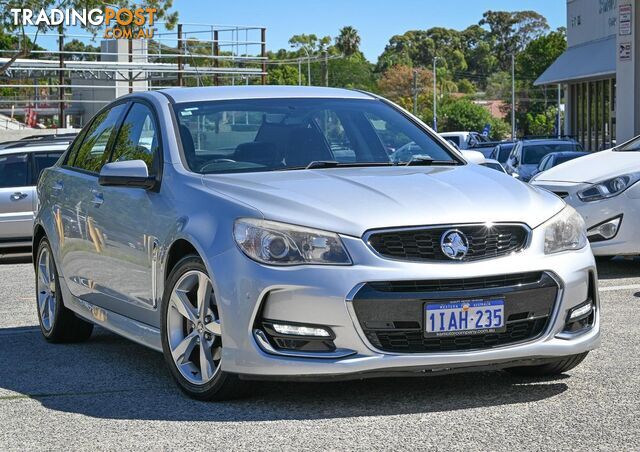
(0, 139, 68, 254)
(481, 158, 507, 173)
(533, 151, 590, 177)
(440, 131, 488, 150)
(0, 132, 77, 150)
(505, 139, 585, 182)
(532, 136, 640, 257)
(490, 141, 516, 164)
(34, 86, 598, 401)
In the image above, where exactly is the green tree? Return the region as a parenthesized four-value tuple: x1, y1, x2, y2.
(328, 56, 374, 90)
(525, 107, 559, 136)
(63, 39, 100, 61)
(457, 79, 476, 94)
(268, 65, 303, 85)
(517, 28, 567, 80)
(480, 10, 549, 70)
(440, 97, 509, 140)
(335, 26, 361, 57)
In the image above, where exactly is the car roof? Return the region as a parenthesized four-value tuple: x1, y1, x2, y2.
(547, 151, 589, 158)
(156, 85, 375, 104)
(521, 139, 578, 146)
(0, 142, 69, 156)
(440, 132, 469, 136)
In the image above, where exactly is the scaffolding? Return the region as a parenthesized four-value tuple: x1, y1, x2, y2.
(0, 23, 268, 127)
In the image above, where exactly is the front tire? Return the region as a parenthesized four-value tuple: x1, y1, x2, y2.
(160, 255, 247, 401)
(35, 238, 93, 343)
(505, 352, 589, 377)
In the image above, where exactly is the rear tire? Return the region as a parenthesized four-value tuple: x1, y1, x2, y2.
(35, 238, 93, 343)
(505, 352, 589, 377)
(160, 255, 248, 401)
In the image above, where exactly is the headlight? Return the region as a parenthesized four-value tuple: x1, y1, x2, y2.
(544, 206, 587, 254)
(233, 218, 351, 266)
(577, 173, 640, 202)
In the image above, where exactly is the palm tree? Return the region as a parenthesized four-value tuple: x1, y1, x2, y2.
(335, 26, 361, 57)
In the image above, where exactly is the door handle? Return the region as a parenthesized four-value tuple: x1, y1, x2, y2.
(91, 190, 104, 207)
(52, 181, 63, 191)
(10, 192, 28, 201)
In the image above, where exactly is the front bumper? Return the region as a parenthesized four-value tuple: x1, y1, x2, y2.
(209, 231, 599, 379)
(532, 180, 640, 256)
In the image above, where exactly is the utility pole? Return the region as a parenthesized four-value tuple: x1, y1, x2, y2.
(177, 24, 183, 87)
(433, 57, 438, 131)
(511, 53, 516, 139)
(298, 59, 302, 85)
(58, 25, 65, 128)
(323, 50, 328, 87)
(412, 69, 418, 115)
(557, 84, 562, 138)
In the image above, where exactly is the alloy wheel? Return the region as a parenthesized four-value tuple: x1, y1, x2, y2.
(37, 245, 57, 331)
(166, 270, 222, 385)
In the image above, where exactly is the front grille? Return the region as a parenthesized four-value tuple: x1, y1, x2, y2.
(367, 224, 529, 262)
(351, 272, 558, 354)
(553, 191, 569, 199)
(366, 318, 548, 353)
(368, 272, 543, 293)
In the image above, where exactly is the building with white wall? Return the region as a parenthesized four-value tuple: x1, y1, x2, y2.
(536, 0, 640, 150)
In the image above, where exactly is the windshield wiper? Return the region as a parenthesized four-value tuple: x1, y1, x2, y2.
(281, 161, 393, 171)
(400, 155, 458, 166)
(305, 160, 341, 169)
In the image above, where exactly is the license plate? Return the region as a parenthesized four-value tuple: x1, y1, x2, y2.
(425, 298, 506, 337)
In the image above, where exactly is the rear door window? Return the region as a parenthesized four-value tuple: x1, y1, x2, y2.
(72, 103, 128, 173)
(0, 153, 29, 188)
(32, 152, 63, 184)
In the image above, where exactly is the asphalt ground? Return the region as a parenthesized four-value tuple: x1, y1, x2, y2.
(0, 256, 639, 451)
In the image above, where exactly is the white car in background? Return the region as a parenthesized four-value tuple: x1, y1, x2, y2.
(0, 140, 69, 253)
(440, 131, 487, 150)
(531, 137, 640, 257)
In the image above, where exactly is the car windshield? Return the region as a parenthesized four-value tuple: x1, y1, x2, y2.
(616, 136, 640, 151)
(496, 144, 514, 162)
(554, 154, 583, 166)
(522, 143, 582, 164)
(173, 98, 458, 174)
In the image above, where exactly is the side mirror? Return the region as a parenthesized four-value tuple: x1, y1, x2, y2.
(99, 160, 155, 189)
(461, 150, 486, 165)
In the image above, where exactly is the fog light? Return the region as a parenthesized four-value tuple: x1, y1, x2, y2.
(271, 323, 331, 337)
(587, 216, 622, 242)
(568, 302, 593, 321)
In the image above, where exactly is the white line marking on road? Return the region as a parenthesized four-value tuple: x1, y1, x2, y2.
(600, 284, 640, 292)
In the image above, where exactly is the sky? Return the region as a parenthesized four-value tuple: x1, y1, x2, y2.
(23, 0, 566, 62)
(174, 0, 566, 60)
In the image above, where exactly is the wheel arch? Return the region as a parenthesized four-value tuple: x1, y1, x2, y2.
(32, 223, 47, 265)
(164, 238, 202, 282)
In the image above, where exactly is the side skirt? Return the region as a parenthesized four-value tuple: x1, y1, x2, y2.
(59, 276, 162, 352)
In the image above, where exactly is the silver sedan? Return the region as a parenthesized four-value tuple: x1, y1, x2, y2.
(34, 86, 599, 400)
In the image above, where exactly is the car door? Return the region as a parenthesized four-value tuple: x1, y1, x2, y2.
(505, 143, 519, 174)
(0, 152, 32, 243)
(56, 103, 129, 304)
(31, 150, 64, 216)
(535, 155, 550, 176)
(87, 101, 167, 323)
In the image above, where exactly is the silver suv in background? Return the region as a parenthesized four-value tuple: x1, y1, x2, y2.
(0, 138, 70, 254)
(34, 87, 599, 400)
